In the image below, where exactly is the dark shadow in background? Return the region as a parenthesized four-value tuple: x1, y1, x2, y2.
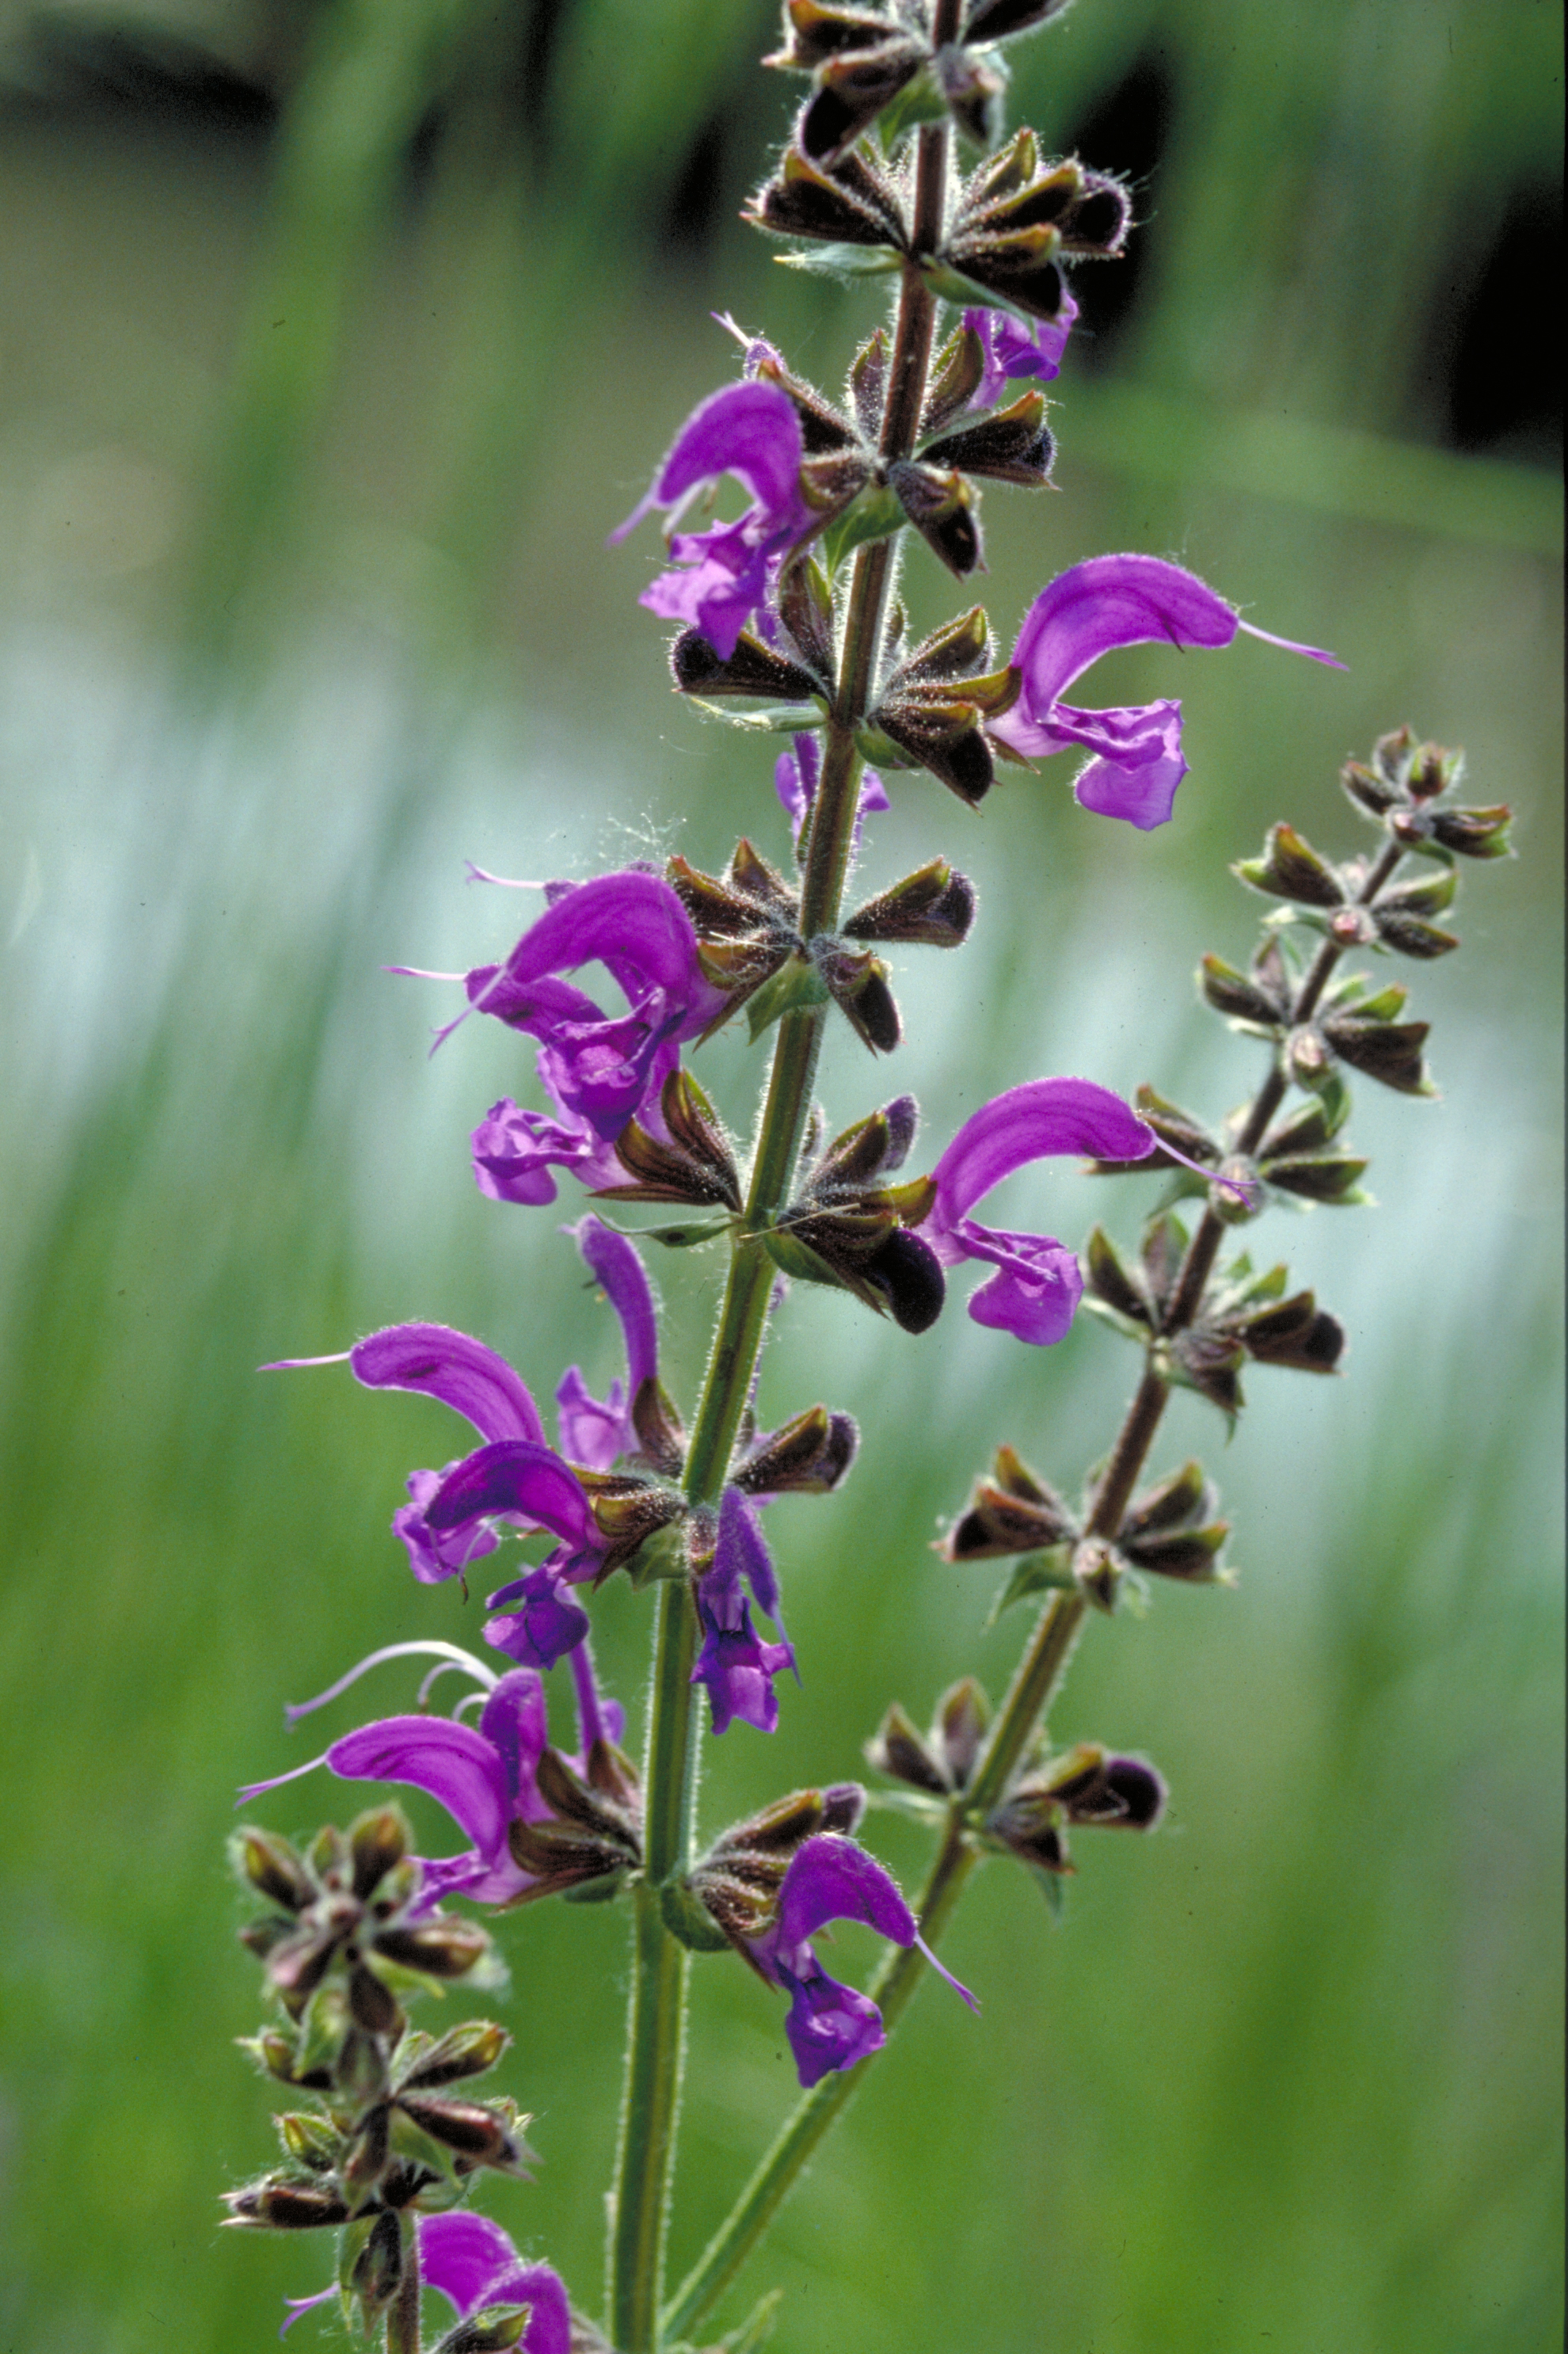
(1444, 183, 1564, 460)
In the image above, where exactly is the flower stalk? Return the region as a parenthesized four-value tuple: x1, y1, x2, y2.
(606, 109, 956, 2353)
(660, 802, 1456, 2344)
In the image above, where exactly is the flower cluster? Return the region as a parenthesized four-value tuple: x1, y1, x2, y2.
(223, 2, 1383, 2342)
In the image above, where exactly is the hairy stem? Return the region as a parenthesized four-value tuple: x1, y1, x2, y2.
(660, 1579, 1085, 2345)
(662, 843, 1410, 2341)
(605, 115, 950, 2352)
(1164, 835, 1404, 1329)
(387, 2219, 421, 2354)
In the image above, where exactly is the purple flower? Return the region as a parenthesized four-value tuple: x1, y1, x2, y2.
(343, 1323, 594, 1599)
(611, 379, 814, 659)
(419, 2212, 571, 2354)
(471, 1076, 637, 1208)
(270, 1320, 607, 1640)
(553, 1215, 660, 1472)
(692, 1486, 797, 1736)
(748, 1834, 975, 2088)
(964, 291, 1079, 409)
(239, 1640, 623, 1914)
(921, 1079, 1158, 1345)
(478, 1217, 664, 1667)
(462, 870, 726, 1148)
(774, 730, 890, 852)
(988, 554, 1345, 830)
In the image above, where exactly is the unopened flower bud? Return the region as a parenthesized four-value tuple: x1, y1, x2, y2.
(398, 2021, 511, 2092)
(867, 1701, 947, 1794)
(350, 1807, 410, 1901)
(223, 2179, 351, 2230)
(373, 1920, 492, 1979)
(843, 858, 977, 948)
(245, 2028, 307, 2085)
(821, 944, 902, 1052)
(348, 1962, 404, 2038)
(431, 2303, 534, 2353)
(308, 1825, 349, 1887)
(1234, 821, 1345, 908)
(396, 2093, 521, 2167)
(350, 2207, 405, 2320)
(934, 1676, 990, 1790)
(234, 1828, 314, 1914)
(733, 1403, 858, 1495)
(1041, 1745, 1168, 1829)
(341, 2101, 391, 2198)
(889, 459, 982, 577)
(670, 627, 820, 704)
(276, 2110, 341, 2172)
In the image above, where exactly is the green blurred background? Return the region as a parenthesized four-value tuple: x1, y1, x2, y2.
(1, 1, 1562, 2347)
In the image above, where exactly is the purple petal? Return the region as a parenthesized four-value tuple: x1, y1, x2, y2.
(640, 547, 769, 663)
(426, 1441, 592, 1545)
(465, 969, 607, 1033)
(419, 2213, 519, 2314)
(774, 732, 819, 841)
(280, 2287, 337, 2337)
(611, 382, 812, 660)
(485, 2265, 572, 2354)
(1045, 697, 1181, 770)
(478, 1667, 548, 1811)
(326, 1716, 510, 1863)
(946, 1219, 1084, 1346)
(779, 1962, 885, 2088)
(613, 379, 805, 542)
(479, 872, 712, 1038)
(462, 874, 720, 1141)
(410, 1847, 531, 1911)
(773, 1832, 916, 1956)
(1075, 751, 1189, 830)
(568, 1636, 622, 1754)
(348, 1323, 544, 1446)
(998, 555, 1242, 755)
(483, 1563, 593, 1672)
(716, 1484, 782, 1621)
(419, 2217, 572, 2354)
(394, 1465, 500, 1585)
(775, 733, 888, 850)
(1239, 619, 1346, 668)
(691, 1593, 794, 1736)
(963, 291, 1079, 409)
(471, 1091, 626, 1207)
(928, 1079, 1153, 1234)
(570, 1216, 659, 1396)
(554, 1366, 629, 1471)
(858, 768, 891, 824)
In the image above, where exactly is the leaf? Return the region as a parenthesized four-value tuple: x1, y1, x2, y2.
(744, 954, 830, 1042)
(820, 483, 907, 573)
(862, 1785, 950, 1823)
(775, 239, 903, 278)
(987, 1545, 1075, 1625)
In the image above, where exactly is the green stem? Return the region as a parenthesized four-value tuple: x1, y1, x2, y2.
(1163, 833, 1404, 1331)
(660, 1584, 1086, 2348)
(605, 115, 950, 2346)
(661, 838, 1414, 2341)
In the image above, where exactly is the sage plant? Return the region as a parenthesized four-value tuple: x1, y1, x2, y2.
(224, 5, 1512, 2348)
